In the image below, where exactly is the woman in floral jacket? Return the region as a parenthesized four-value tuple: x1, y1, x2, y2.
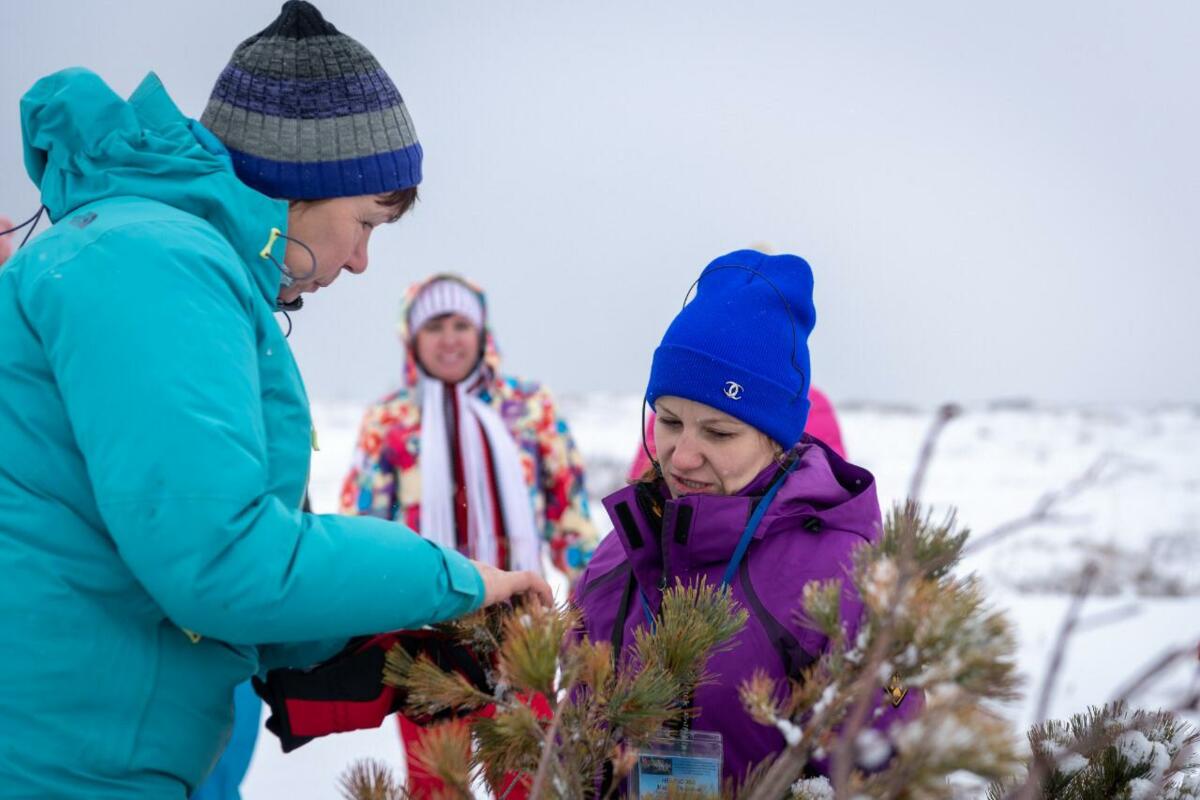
(340, 274, 596, 796)
(340, 273, 596, 574)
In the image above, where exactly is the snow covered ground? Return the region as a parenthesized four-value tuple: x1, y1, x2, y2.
(243, 397, 1200, 798)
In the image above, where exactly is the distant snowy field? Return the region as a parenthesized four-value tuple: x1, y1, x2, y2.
(243, 397, 1200, 798)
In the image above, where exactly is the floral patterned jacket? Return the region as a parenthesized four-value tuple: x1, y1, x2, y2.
(339, 275, 597, 572)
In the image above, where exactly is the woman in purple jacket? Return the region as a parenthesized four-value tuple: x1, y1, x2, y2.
(571, 249, 921, 787)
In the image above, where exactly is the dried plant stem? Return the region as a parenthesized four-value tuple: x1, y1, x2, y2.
(965, 455, 1111, 556)
(1032, 562, 1098, 725)
(1074, 602, 1141, 632)
(907, 403, 962, 502)
(527, 701, 565, 800)
(1179, 660, 1200, 712)
(741, 669, 866, 800)
(833, 500, 922, 797)
(743, 742, 811, 800)
(1000, 564, 1101, 800)
(1110, 641, 1199, 704)
(742, 612, 902, 800)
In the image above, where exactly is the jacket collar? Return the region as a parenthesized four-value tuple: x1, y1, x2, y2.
(132, 74, 289, 307)
(601, 436, 881, 594)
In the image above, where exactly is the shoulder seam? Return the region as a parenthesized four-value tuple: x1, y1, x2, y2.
(25, 213, 240, 293)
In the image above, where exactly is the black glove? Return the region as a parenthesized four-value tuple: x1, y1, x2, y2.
(253, 629, 493, 753)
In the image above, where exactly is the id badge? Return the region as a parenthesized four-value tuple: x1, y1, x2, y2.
(629, 729, 723, 798)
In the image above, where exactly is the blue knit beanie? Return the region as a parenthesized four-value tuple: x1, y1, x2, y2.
(200, 1, 421, 200)
(646, 250, 816, 448)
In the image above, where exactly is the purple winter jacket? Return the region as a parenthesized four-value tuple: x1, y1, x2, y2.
(570, 436, 923, 786)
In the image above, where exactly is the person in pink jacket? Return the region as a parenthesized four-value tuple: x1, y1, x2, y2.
(628, 386, 846, 481)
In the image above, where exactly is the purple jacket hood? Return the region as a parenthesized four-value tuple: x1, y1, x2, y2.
(571, 436, 922, 786)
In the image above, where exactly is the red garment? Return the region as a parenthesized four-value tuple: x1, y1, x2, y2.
(446, 382, 471, 553)
(398, 693, 553, 799)
(627, 385, 847, 481)
(445, 381, 511, 564)
(478, 427, 511, 569)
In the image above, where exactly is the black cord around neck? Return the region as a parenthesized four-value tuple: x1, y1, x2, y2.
(0, 206, 48, 250)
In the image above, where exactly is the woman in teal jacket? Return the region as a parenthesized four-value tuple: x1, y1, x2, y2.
(0, 3, 549, 797)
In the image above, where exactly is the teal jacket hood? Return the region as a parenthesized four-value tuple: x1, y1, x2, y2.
(20, 67, 287, 304)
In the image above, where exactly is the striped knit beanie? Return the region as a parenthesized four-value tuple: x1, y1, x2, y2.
(200, 1, 422, 200)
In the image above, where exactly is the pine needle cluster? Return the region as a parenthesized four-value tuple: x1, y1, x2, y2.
(337, 758, 406, 800)
(987, 702, 1200, 800)
(738, 502, 1023, 800)
(634, 578, 750, 704)
(383, 644, 494, 719)
(338, 501, 1200, 800)
(368, 579, 746, 799)
(407, 722, 476, 800)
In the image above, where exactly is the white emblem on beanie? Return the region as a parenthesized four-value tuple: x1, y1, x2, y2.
(409, 278, 484, 333)
(724, 381, 744, 400)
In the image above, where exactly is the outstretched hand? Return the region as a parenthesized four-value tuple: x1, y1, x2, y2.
(471, 560, 554, 609)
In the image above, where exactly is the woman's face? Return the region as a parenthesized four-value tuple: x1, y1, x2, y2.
(278, 194, 396, 304)
(414, 313, 483, 384)
(654, 396, 779, 498)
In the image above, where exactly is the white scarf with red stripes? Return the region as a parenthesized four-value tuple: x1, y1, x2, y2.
(416, 370, 543, 574)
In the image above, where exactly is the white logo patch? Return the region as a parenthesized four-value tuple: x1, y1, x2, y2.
(723, 381, 744, 400)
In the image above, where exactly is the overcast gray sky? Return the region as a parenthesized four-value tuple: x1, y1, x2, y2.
(3, 1, 1197, 407)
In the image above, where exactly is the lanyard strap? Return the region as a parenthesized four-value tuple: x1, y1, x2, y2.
(721, 457, 799, 587)
(639, 457, 799, 630)
(640, 590, 657, 630)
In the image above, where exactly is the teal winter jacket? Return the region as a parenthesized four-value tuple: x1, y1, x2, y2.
(0, 69, 484, 798)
